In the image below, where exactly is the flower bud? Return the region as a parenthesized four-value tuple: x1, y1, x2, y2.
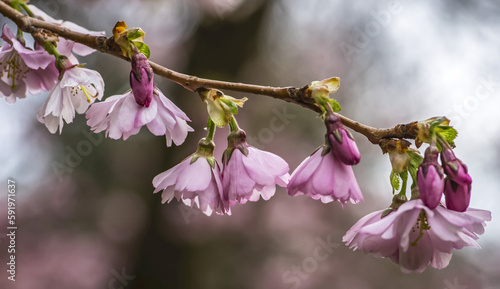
(223, 129, 249, 163)
(444, 178, 471, 212)
(55, 55, 76, 74)
(440, 148, 472, 186)
(130, 53, 153, 107)
(325, 113, 360, 165)
(417, 144, 444, 209)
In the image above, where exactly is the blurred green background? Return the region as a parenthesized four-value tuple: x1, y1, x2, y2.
(1, 0, 500, 288)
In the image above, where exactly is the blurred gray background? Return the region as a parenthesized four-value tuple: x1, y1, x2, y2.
(1, 0, 499, 288)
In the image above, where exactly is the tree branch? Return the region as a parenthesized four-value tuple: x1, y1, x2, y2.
(0, 0, 419, 144)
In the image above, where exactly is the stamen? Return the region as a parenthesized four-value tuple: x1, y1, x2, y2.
(80, 84, 99, 103)
(411, 210, 431, 246)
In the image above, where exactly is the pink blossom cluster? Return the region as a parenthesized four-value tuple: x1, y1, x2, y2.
(343, 143, 490, 273)
(152, 130, 291, 216)
(152, 114, 365, 215)
(0, 24, 58, 103)
(343, 199, 490, 273)
(1, 12, 193, 143)
(416, 143, 473, 212)
(0, 14, 106, 134)
(287, 112, 363, 205)
(1, 4, 492, 275)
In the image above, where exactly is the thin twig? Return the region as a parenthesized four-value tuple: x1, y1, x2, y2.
(0, 0, 419, 144)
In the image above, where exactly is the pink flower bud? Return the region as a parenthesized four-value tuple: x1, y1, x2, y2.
(444, 178, 471, 212)
(324, 113, 360, 165)
(130, 53, 153, 107)
(440, 148, 472, 186)
(417, 145, 444, 209)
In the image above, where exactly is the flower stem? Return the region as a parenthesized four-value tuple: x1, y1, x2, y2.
(44, 42, 61, 58)
(19, 2, 34, 17)
(436, 134, 452, 150)
(206, 118, 216, 142)
(15, 27, 24, 42)
(398, 171, 408, 197)
(229, 116, 240, 132)
(8, 0, 21, 12)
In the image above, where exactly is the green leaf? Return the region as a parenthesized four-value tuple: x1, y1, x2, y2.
(407, 151, 423, 185)
(390, 170, 400, 194)
(133, 42, 150, 58)
(207, 99, 232, 128)
(127, 28, 145, 41)
(408, 151, 423, 167)
(428, 117, 447, 130)
(399, 170, 408, 195)
(328, 99, 342, 112)
(435, 126, 458, 147)
(219, 98, 239, 114)
(408, 165, 418, 186)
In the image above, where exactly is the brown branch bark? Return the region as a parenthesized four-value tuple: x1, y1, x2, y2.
(0, 0, 419, 144)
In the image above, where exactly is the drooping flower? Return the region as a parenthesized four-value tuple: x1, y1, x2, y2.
(86, 52, 192, 144)
(86, 86, 192, 145)
(287, 112, 363, 205)
(417, 144, 444, 209)
(222, 129, 290, 209)
(37, 60, 105, 134)
(440, 147, 472, 186)
(152, 139, 226, 216)
(343, 199, 491, 273)
(287, 146, 363, 205)
(444, 178, 471, 212)
(28, 5, 105, 63)
(0, 24, 58, 103)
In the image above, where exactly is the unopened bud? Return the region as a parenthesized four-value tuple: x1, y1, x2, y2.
(130, 53, 153, 107)
(417, 144, 444, 209)
(440, 148, 472, 186)
(325, 113, 360, 165)
(444, 178, 471, 212)
(223, 129, 249, 164)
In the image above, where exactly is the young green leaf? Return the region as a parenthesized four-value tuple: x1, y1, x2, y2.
(219, 98, 239, 114)
(127, 28, 145, 41)
(390, 170, 400, 194)
(328, 99, 342, 112)
(407, 151, 423, 186)
(134, 42, 150, 58)
(435, 126, 458, 147)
